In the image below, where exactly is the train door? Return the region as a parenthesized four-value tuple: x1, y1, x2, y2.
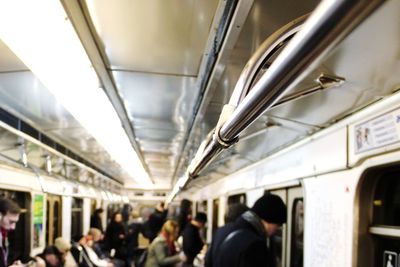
(287, 187, 304, 267)
(212, 198, 219, 236)
(45, 194, 62, 245)
(71, 197, 83, 238)
(267, 187, 304, 267)
(267, 189, 287, 267)
(357, 166, 400, 267)
(0, 189, 31, 262)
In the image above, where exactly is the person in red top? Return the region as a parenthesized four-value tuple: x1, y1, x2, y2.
(0, 198, 21, 267)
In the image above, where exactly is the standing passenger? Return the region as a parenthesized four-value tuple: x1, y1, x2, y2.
(182, 212, 207, 267)
(177, 199, 191, 236)
(104, 213, 125, 259)
(0, 198, 22, 267)
(145, 203, 167, 242)
(212, 194, 286, 267)
(90, 209, 104, 233)
(204, 203, 249, 267)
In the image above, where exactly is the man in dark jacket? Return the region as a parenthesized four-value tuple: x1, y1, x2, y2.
(182, 212, 207, 267)
(210, 194, 286, 267)
(204, 203, 249, 267)
(145, 202, 167, 242)
(0, 198, 21, 267)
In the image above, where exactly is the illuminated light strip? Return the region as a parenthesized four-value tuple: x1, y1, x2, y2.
(166, 175, 189, 204)
(0, 0, 152, 186)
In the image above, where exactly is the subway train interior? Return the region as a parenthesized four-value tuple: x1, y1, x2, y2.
(0, 0, 399, 266)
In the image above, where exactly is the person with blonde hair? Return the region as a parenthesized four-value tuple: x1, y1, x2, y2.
(144, 220, 186, 267)
(84, 230, 113, 267)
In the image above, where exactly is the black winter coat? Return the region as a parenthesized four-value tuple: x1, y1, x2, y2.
(182, 223, 204, 264)
(210, 211, 273, 267)
(204, 222, 235, 267)
(146, 210, 167, 241)
(104, 221, 125, 258)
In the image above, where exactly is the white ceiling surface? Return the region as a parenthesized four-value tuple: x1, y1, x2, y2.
(0, 0, 399, 191)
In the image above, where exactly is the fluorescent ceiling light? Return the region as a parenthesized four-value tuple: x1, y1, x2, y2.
(0, 0, 152, 186)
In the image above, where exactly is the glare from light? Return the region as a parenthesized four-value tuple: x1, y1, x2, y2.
(88, 187, 97, 198)
(166, 175, 189, 204)
(46, 155, 52, 174)
(106, 191, 113, 201)
(0, 0, 151, 186)
(101, 191, 108, 201)
(122, 196, 129, 203)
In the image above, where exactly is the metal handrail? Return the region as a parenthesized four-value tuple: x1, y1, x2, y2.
(188, 0, 385, 178)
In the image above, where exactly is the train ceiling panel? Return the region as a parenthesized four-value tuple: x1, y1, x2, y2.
(0, 41, 26, 72)
(85, 0, 219, 75)
(0, 0, 399, 192)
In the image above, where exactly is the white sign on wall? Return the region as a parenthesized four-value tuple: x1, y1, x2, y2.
(349, 107, 400, 166)
(354, 108, 400, 154)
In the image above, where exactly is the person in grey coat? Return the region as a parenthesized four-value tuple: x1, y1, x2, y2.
(145, 220, 186, 267)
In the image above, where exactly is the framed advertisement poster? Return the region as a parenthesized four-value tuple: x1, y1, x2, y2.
(33, 194, 44, 248)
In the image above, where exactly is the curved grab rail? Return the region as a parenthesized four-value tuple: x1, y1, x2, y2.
(229, 14, 308, 108)
(185, 0, 385, 181)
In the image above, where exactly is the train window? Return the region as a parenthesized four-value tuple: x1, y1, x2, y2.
(290, 198, 304, 267)
(358, 167, 400, 267)
(372, 172, 400, 226)
(0, 190, 31, 262)
(71, 198, 83, 238)
(227, 193, 246, 205)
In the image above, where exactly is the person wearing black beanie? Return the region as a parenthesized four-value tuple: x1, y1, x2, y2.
(251, 193, 287, 237)
(207, 193, 287, 267)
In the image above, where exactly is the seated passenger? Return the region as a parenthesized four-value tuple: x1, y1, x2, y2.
(87, 229, 107, 259)
(87, 229, 124, 267)
(54, 237, 77, 267)
(70, 235, 94, 267)
(144, 220, 186, 267)
(84, 234, 113, 267)
(10, 257, 45, 267)
(37, 246, 62, 267)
